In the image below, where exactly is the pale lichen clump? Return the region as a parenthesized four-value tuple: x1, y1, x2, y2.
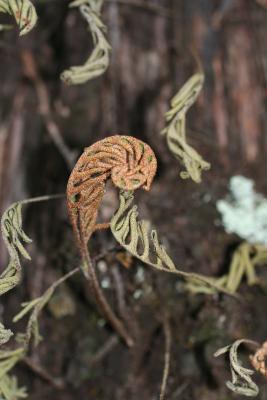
(217, 175, 267, 246)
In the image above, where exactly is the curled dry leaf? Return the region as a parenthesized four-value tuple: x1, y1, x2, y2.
(0, 202, 32, 296)
(0, 194, 63, 296)
(61, 0, 111, 85)
(214, 339, 259, 397)
(0, 0, 37, 36)
(162, 72, 210, 183)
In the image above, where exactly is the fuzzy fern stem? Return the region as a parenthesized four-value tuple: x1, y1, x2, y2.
(81, 243, 134, 347)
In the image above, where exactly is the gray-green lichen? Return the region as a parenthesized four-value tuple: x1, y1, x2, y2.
(217, 176, 267, 246)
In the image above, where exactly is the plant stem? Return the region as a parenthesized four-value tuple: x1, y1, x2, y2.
(159, 316, 172, 400)
(82, 244, 134, 347)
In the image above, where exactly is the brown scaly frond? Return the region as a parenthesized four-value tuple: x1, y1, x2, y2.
(67, 135, 157, 256)
(66, 135, 157, 347)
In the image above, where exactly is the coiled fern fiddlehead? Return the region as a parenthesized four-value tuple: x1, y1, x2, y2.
(67, 135, 157, 346)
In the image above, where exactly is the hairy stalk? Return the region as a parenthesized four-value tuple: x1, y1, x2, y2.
(82, 243, 134, 347)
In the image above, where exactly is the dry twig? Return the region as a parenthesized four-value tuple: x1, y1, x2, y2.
(159, 316, 172, 400)
(21, 50, 77, 170)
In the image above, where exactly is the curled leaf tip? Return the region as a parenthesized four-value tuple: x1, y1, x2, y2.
(0, 202, 32, 296)
(215, 339, 259, 397)
(61, 0, 111, 85)
(0, 0, 37, 36)
(162, 71, 210, 183)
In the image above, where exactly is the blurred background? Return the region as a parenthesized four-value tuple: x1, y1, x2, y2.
(1, 0, 267, 399)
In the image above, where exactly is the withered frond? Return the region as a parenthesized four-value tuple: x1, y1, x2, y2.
(61, 0, 111, 85)
(1, 194, 64, 296)
(214, 339, 259, 397)
(110, 190, 235, 296)
(0, 0, 37, 36)
(162, 72, 210, 183)
(0, 202, 32, 296)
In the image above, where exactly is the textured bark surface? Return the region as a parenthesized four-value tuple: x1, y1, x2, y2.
(1, 0, 267, 399)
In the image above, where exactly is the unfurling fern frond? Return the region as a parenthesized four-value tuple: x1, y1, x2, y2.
(61, 0, 111, 85)
(0, 324, 13, 346)
(161, 72, 210, 183)
(214, 339, 259, 397)
(0, 0, 37, 36)
(67, 135, 157, 346)
(67, 135, 157, 258)
(0, 202, 32, 296)
(110, 190, 235, 296)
